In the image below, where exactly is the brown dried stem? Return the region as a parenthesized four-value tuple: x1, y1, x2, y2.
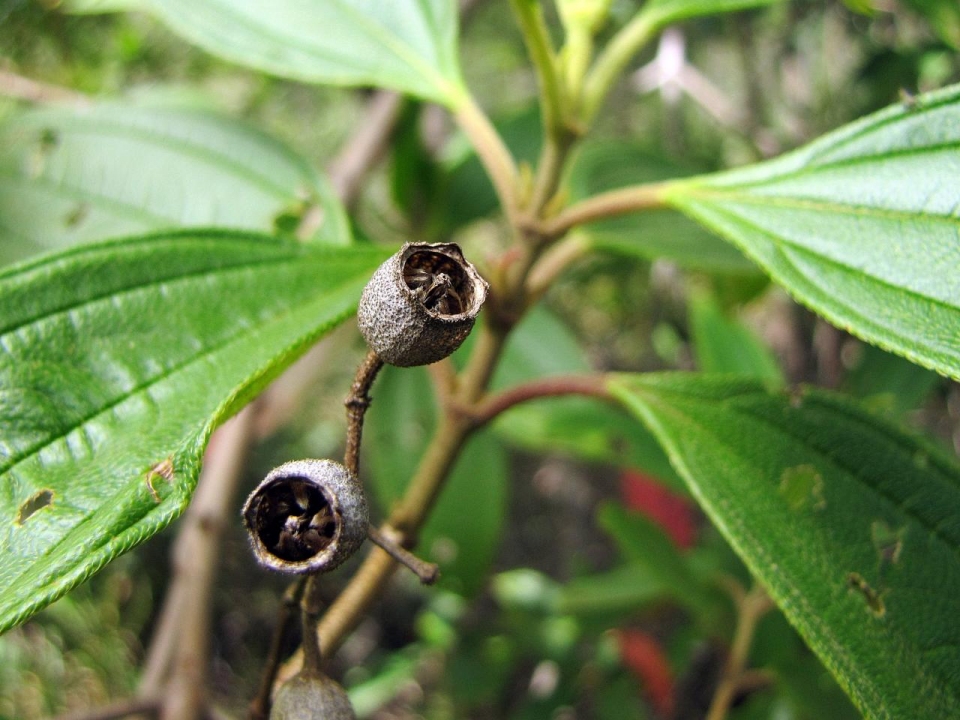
(705, 584, 774, 720)
(161, 410, 255, 720)
(367, 523, 439, 585)
(462, 373, 611, 428)
(0, 68, 91, 106)
(51, 698, 160, 720)
(343, 350, 384, 477)
(247, 580, 306, 720)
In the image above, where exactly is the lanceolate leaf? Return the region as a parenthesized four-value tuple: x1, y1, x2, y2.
(568, 142, 754, 273)
(609, 373, 960, 720)
(144, 0, 465, 105)
(665, 83, 960, 381)
(0, 104, 349, 266)
(0, 231, 388, 632)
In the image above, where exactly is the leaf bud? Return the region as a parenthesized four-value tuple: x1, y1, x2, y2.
(357, 242, 489, 367)
(242, 459, 367, 574)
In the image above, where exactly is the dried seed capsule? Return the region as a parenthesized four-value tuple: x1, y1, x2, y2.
(270, 671, 356, 720)
(242, 459, 367, 574)
(357, 242, 489, 367)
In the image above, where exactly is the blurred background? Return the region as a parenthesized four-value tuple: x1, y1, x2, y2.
(1, 1, 959, 718)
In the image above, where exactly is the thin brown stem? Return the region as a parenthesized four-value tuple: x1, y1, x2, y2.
(300, 576, 325, 672)
(325, 91, 404, 209)
(248, 580, 306, 720)
(289, 332, 505, 669)
(464, 373, 610, 427)
(51, 698, 160, 720)
(538, 182, 672, 239)
(367, 524, 439, 584)
(705, 584, 774, 720)
(343, 350, 384, 477)
(159, 409, 255, 720)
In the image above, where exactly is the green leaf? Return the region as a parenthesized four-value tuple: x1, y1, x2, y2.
(609, 372, 960, 719)
(665, 83, 960, 381)
(644, 0, 780, 26)
(568, 142, 755, 273)
(843, 343, 941, 419)
(485, 307, 683, 489)
(557, 563, 669, 616)
(365, 365, 507, 596)
(597, 503, 713, 615)
(901, 0, 960, 49)
(0, 231, 387, 632)
(143, 0, 466, 105)
(0, 104, 350, 265)
(688, 292, 783, 384)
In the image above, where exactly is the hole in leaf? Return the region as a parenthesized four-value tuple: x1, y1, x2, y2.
(779, 464, 825, 512)
(16, 489, 54, 525)
(847, 572, 885, 618)
(871, 520, 904, 567)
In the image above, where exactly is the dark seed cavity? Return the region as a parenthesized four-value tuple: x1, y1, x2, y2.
(402, 250, 471, 317)
(255, 478, 339, 561)
(16, 489, 54, 525)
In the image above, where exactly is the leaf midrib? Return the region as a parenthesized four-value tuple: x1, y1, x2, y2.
(676, 185, 960, 225)
(0, 253, 317, 477)
(684, 197, 960, 314)
(0, 244, 299, 336)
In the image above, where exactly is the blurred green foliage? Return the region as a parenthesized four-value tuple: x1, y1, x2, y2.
(1, 1, 957, 718)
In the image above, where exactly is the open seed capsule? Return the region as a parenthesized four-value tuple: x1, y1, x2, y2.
(357, 242, 489, 367)
(242, 459, 368, 574)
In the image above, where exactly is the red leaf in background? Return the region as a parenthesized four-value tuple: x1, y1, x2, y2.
(620, 470, 697, 549)
(618, 629, 674, 717)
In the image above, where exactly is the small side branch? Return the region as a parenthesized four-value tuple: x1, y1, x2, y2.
(343, 350, 384, 477)
(537, 182, 671, 239)
(248, 579, 306, 720)
(464, 373, 611, 428)
(367, 523, 439, 585)
(705, 583, 774, 720)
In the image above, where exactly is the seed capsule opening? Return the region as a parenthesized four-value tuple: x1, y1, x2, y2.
(242, 459, 368, 574)
(252, 477, 339, 562)
(402, 249, 475, 317)
(357, 242, 489, 367)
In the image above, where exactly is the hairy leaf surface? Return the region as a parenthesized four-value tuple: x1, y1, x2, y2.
(0, 232, 387, 631)
(145, 0, 465, 104)
(666, 83, 960, 380)
(610, 373, 960, 720)
(0, 104, 348, 266)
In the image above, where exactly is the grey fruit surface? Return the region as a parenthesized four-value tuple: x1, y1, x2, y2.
(242, 459, 368, 574)
(357, 242, 489, 366)
(270, 672, 357, 720)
